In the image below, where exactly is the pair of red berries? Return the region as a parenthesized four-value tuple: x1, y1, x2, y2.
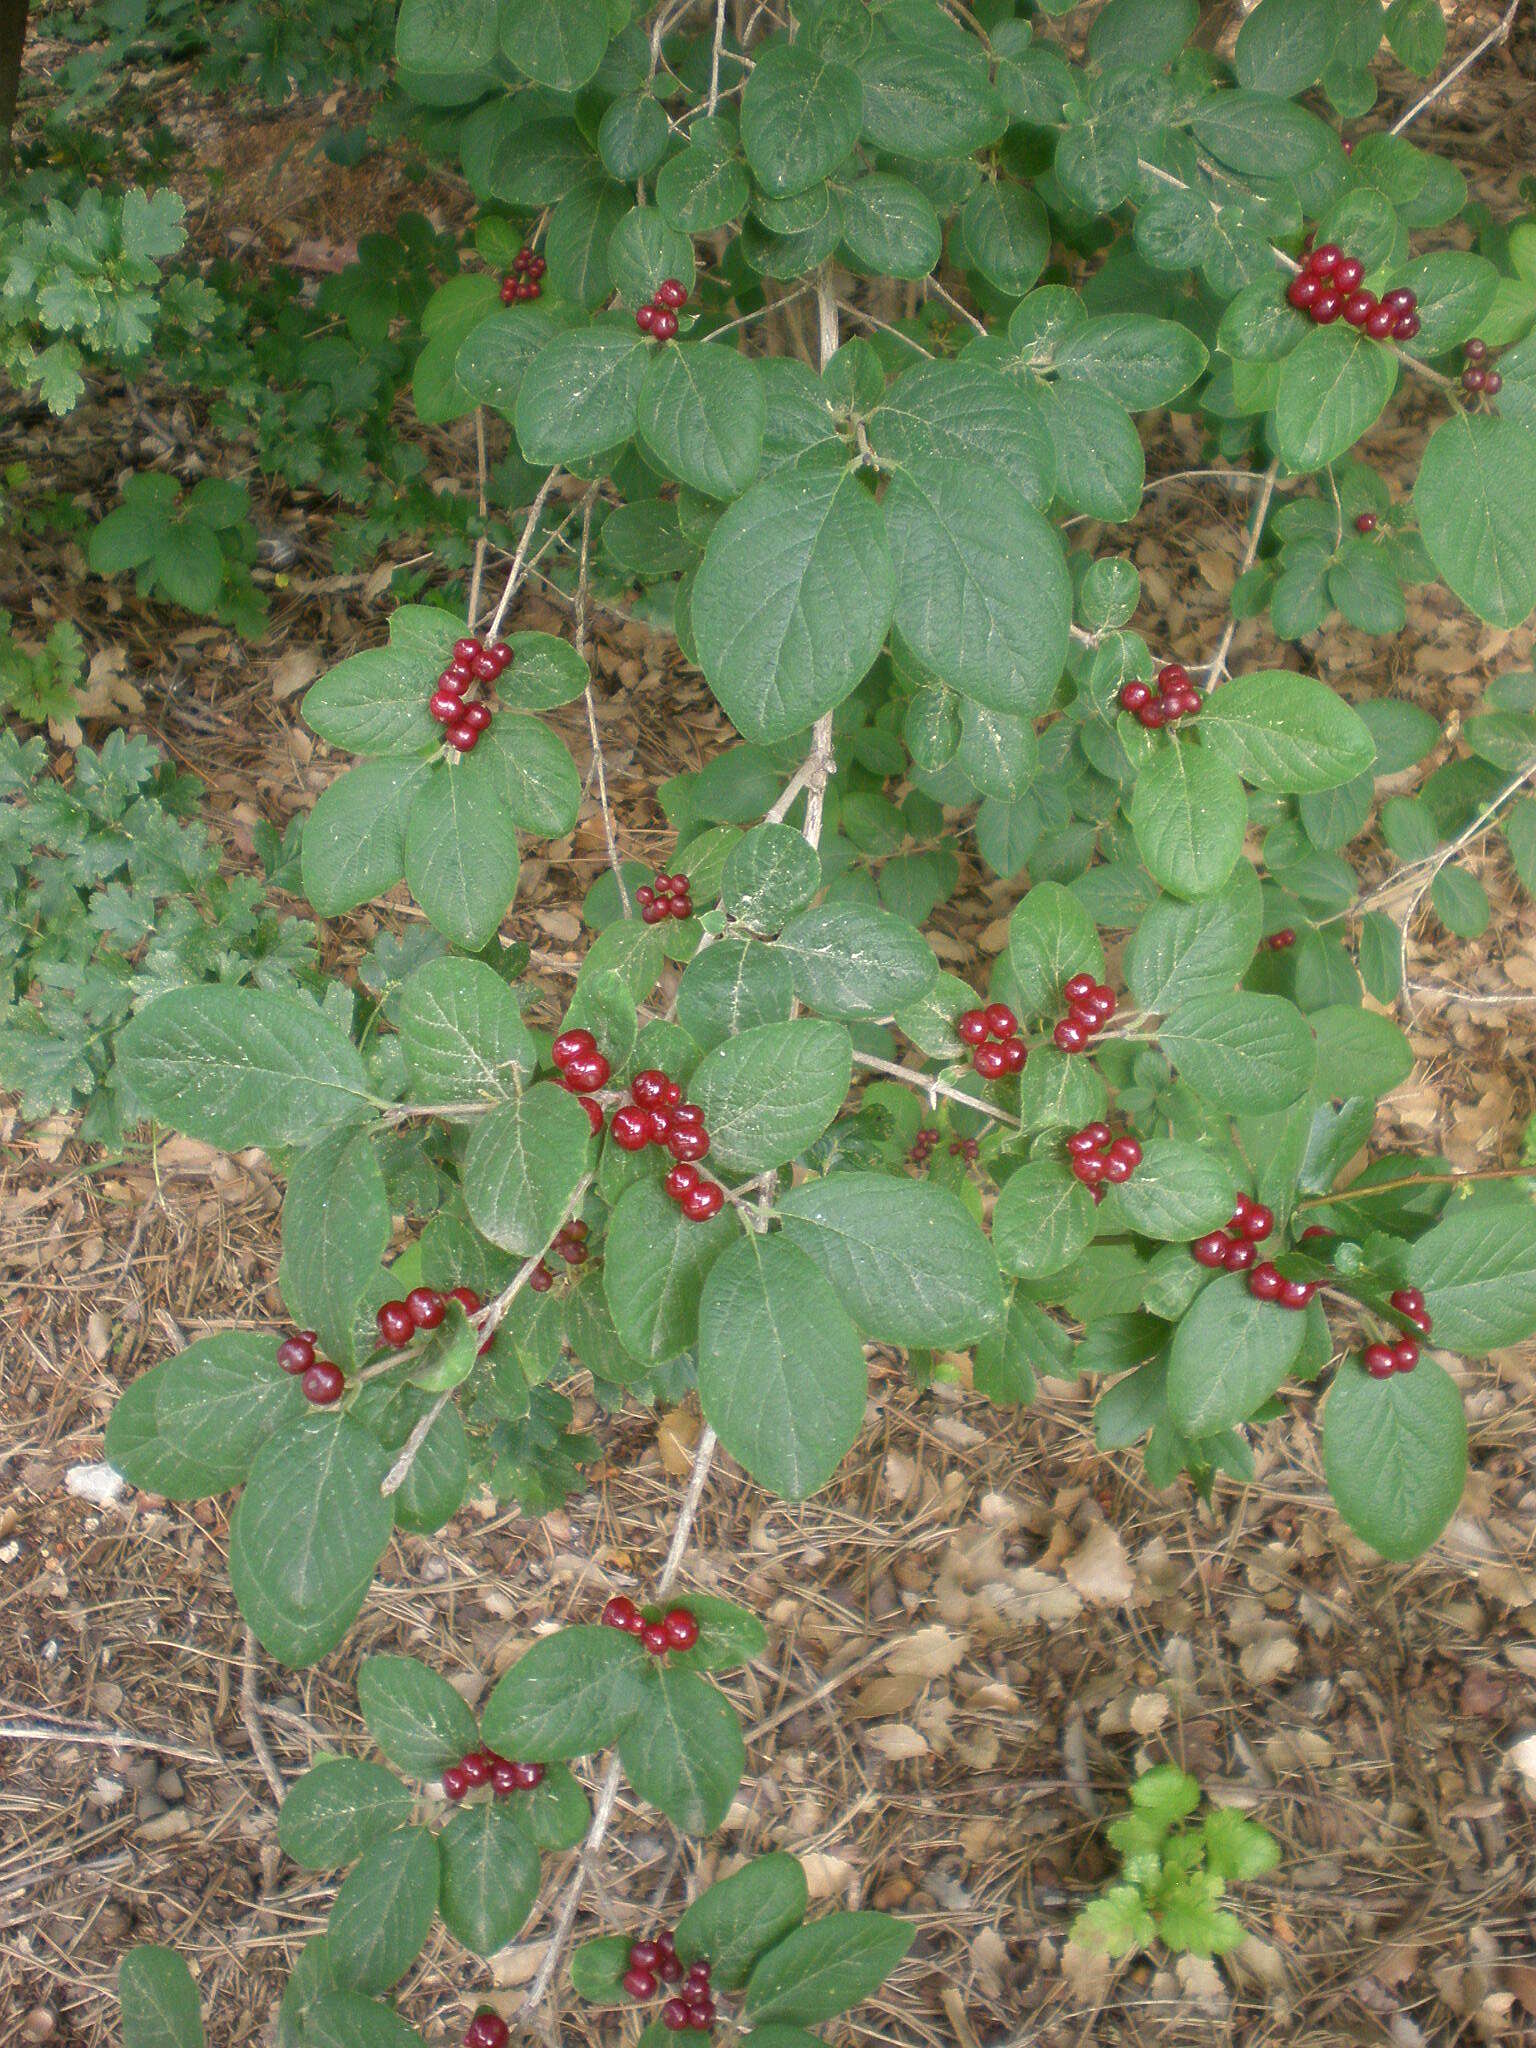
(442, 1748, 546, 1801)
(610, 1069, 711, 1164)
(430, 636, 510, 754)
(663, 1160, 726, 1220)
(1119, 662, 1200, 730)
(1363, 1335, 1420, 1378)
(500, 245, 545, 302)
(276, 1329, 345, 1407)
(1064, 1123, 1141, 1201)
(1247, 1261, 1317, 1309)
(601, 1596, 702, 1656)
(1287, 245, 1419, 340)
(551, 1027, 611, 1102)
(1389, 1284, 1433, 1335)
(1262, 928, 1297, 951)
(1054, 973, 1116, 1054)
(528, 1220, 589, 1294)
(465, 2014, 508, 2048)
(1461, 338, 1503, 396)
(956, 1003, 1027, 1079)
(950, 1136, 979, 1162)
(637, 872, 694, 924)
(635, 276, 688, 339)
(1190, 1192, 1277, 1271)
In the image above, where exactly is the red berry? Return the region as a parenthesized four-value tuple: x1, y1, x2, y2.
(580, 1097, 603, 1134)
(1334, 256, 1364, 292)
(377, 1300, 415, 1349)
(452, 637, 481, 663)
(668, 894, 693, 920)
(1137, 699, 1167, 728)
(1355, 512, 1377, 534)
(1308, 243, 1342, 276)
(429, 689, 461, 722)
(561, 1049, 611, 1092)
(446, 1286, 481, 1319)
(500, 278, 516, 304)
(444, 657, 474, 683)
(624, 1967, 659, 1999)
(442, 1764, 470, 1800)
(1393, 311, 1420, 340)
(458, 1751, 491, 1787)
(446, 720, 480, 751)
(655, 1930, 677, 1959)
(1389, 1287, 1423, 1315)
(683, 1181, 724, 1221)
(551, 1028, 597, 1069)
(1279, 1278, 1313, 1309)
(665, 1163, 701, 1201)
(556, 1235, 587, 1266)
(671, 1104, 705, 1130)
(302, 1360, 344, 1405)
(602, 1595, 643, 1633)
(663, 1607, 700, 1649)
(1088, 986, 1115, 1016)
(611, 1105, 652, 1151)
(1066, 1130, 1100, 1156)
(631, 1069, 671, 1106)
(1342, 289, 1376, 328)
(1069, 1001, 1103, 1033)
(1300, 1226, 1330, 1241)
(1053, 1020, 1087, 1052)
(1287, 275, 1321, 311)
(655, 278, 688, 308)
(630, 1940, 661, 1969)
(641, 1621, 671, 1655)
(685, 1962, 712, 1990)
(1462, 365, 1487, 392)
(667, 1124, 710, 1162)
(1311, 288, 1343, 323)
(466, 2014, 509, 2048)
(642, 899, 669, 924)
(462, 701, 493, 734)
(1391, 1338, 1419, 1373)
(957, 1009, 991, 1044)
(407, 1286, 445, 1330)
(1483, 369, 1502, 394)
(277, 1335, 315, 1374)
(1223, 1240, 1257, 1272)
(1342, 136, 1353, 153)
(1382, 287, 1416, 314)
(489, 1759, 520, 1795)
(1157, 662, 1188, 689)
(1248, 1262, 1284, 1300)
(1363, 1343, 1396, 1378)
(1464, 337, 1487, 361)
(662, 2001, 691, 2032)
(1241, 1204, 1274, 1242)
(652, 309, 678, 340)
(999, 1036, 1027, 1072)
(1070, 1154, 1107, 1186)
(1102, 1153, 1133, 1184)
(1364, 305, 1396, 339)
(471, 651, 500, 681)
(983, 1002, 1018, 1039)
(1109, 1137, 1141, 1168)
(1062, 973, 1095, 1001)
(528, 1262, 554, 1293)
(487, 640, 512, 671)
(1120, 680, 1153, 711)
(686, 2001, 715, 2029)
(972, 1042, 1008, 1079)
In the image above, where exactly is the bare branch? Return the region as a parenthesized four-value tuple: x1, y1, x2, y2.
(1201, 458, 1278, 691)
(852, 1049, 1024, 1130)
(1390, 0, 1521, 133)
(487, 468, 565, 641)
(577, 492, 632, 917)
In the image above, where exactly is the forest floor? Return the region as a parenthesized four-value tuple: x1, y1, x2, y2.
(4, 6, 1536, 2046)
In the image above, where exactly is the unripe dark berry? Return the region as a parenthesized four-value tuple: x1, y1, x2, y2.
(378, 1300, 415, 1348)
(528, 1262, 554, 1292)
(302, 1360, 344, 1405)
(1355, 512, 1377, 534)
(1483, 369, 1502, 394)
(663, 1606, 700, 1649)
(1462, 364, 1487, 392)
(1464, 336, 1487, 361)
(682, 1181, 725, 1221)
(407, 1286, 445, 1329)
(277, 1334, 315, 1374)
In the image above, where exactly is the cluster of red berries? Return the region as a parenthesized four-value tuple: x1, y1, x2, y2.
(442, 1747, 546, 1802)
(1287, 244, 1419, 340)
(378, 1285, 480, 1350)
(1191, 1191, 1277, 1272)
(601, 1596, 701, 1656)
(950, 1136, 979, 1162)
(637, 871, 693, 924)
(1460, 337, 1503, 398)
(500, 245, 545, 302)
(528, 1221, 589, 1295)
(1246, 1261, 1317, 1309)
(1065, 1123, 1142, 1204)
(1262, 928, 1296, 951)
(957, 1003, 1026, 1079)
(908, 1126, 940, 1168)
(429, 636, 509, 755)
(1362, 1335, 1420, 1378)
(1119, 663, 1200, 730)
(465, 2014, 509, 2048)
(620, 1929, 716, 2032)
(635, 277, 688, 339)
(276, 1329, 345, 1407)
(610, 1069, 711, 1161)
(1054, 973, 1116, 1054)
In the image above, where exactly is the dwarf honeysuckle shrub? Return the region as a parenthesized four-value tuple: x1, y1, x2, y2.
(88, 0, 1536, 2040)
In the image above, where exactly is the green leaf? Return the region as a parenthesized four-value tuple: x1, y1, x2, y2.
(1124, 870, 1262, 1013)
(638, 344, 766, 499)
(475, 713, 581, 836)
(1006, 881, 1103, 1014)
(603, 1177, 738, 1362)
(778, 1172, 1003, 1346)
(656, 140, 750, 235)
(857, 36, 1004, 158)
(1414, 1197, 1536, 1352)
(721, 822, 822, 932)
(867, 361, 1055, 512)
(1414, 412, 1536, 629)
(279, 1129, 390, 1368)
(1202, 1807, 1282, 1881)
(519, 1763, 589, 1849)
(462, 1084, 593, 1256)
(302, 1992, 427, 2048)
(278, 1761, 413, 1871)
(619, 1665, 745, 1836)
(403, 752, 521, 952)
(105, 1333, 307, 1499)
(1388, 250, 1497, 356)
(1038, 381, 1146, 523)
(675, 1853, 808, 1989)
(1166, 1272, 1308, 1435)
(1129, 742, 1247, 900)
(500, 0, 608, 90)
(303, 605, 461, 757)
(1191, 89, 1333, 177)
(1235, 0, 1341, 93)
(960, 181, 1049, 298)
(692, 469, 894, 746)
(570, 1935, 632, 2003)
(742, 1911, 914, 2025)
(1323, 1355, 1467, 1558)
(608, 204, 696, 306)
(396, 0, 498, 76)
(481, 1625, 647, 1759)
(1104, 1139, 1237, 1241)
(229, 1416, 394, 1667)
(437, 1802, 541, 1954)
(1274, 323, 1397, 472)
(992, 1159, 1099, 1280)
(302, 759, 432, 916)
(842, 174, 942, 280)
(1072, 1883, 1157, 1956)
(883, 457, 1070, 716)
(493, 632, 589, 712)
(676, 938, 796, 1050)
(357, 1654, 480, 1777)
(975, 1287, 1068, 1404)
(1309, 1004, 1414, 1101)
(1199, 671, 1376, 792)
(687, 1019, 851, 1174)
(325, 1827, 440, 1994)
(516, 327, 648, 466)
(1130, 1763, 1202, 1824)
(389, 957, 537, 1102)
(116, 987, 373, 1149)
(120, 1946, 204, 2048)
(1160, 990, 1316, 1113)
(1431, 864, 1491, 939)
(1052, 315, 1208, 409)
(457, 300, 571, 409)
(741, 42, 862, 195)
(698, 1232, 868, 1499)
(776, 903, 937, 1020)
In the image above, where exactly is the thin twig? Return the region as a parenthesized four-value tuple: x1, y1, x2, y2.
(1389, 0, 1521, 133)
(852, 1049, 1024, 1130)
(1393, 748, 1536, 1013)
(0, 1720, 225, 1769)
(578, 492, 632, 918)
(705, 0, 728, 114)
(833, 295, 935, 358)
(1201, 458, 1278, 690)
(467, 407, 489, 628)
(1295, 1163, 1536, 1209)
(487, 468, 564, 640)
(924, 271, 987, 336)
(240, 1628, 286, 1805)
(381, 1390, 453, 1498)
